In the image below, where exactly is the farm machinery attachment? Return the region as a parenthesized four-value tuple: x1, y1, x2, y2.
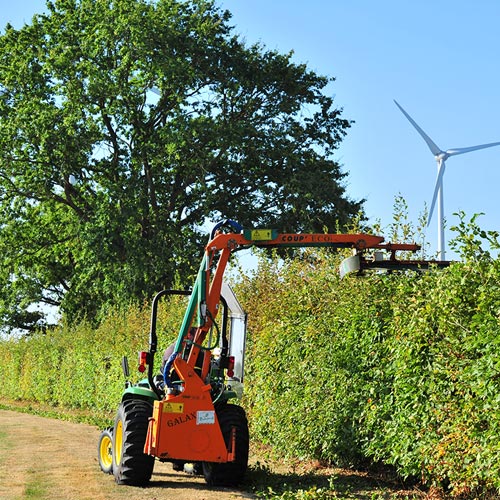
(98, 220, 450, 487)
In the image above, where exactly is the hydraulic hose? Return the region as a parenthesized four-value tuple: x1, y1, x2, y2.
(210, 219, 243, 239)
(163, 352, 179, 389)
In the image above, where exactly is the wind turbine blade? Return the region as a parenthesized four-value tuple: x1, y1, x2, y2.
(446, 141, 500, 156)
(394, 100, 442, 156)
(427, 160, 446, 227)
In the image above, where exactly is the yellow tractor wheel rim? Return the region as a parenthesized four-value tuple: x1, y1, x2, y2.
(114, 420, 123, 466)
(99, 433, 113, 470)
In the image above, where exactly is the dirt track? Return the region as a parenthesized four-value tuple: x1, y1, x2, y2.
(0, 409, 255, 500)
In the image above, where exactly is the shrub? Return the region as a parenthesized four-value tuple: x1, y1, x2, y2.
(237, 239, 500, 495)
(0, 296, 186, 414)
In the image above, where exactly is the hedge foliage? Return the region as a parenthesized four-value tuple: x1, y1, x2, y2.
(0, 296, 186, 416)
(1, 213, 500, 496)
(236, 213, 500, 496)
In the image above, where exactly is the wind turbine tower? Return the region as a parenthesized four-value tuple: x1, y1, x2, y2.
(394, 100, 500, 260)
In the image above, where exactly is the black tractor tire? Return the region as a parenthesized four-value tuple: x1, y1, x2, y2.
(97, 427, 114, 474)
(203, 404, 249, 486)
(112, 399, 154, 486)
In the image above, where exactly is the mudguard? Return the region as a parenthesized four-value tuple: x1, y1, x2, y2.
(121, 380, 160, 403)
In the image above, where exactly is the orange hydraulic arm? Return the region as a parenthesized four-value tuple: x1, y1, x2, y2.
(202, 230, 385, 334)
(170, 222, 440, 366)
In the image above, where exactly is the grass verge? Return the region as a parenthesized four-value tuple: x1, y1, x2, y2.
(0, 398, 113, 429)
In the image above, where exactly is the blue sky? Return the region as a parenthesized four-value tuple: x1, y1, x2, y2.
(3, 1, 500, 260)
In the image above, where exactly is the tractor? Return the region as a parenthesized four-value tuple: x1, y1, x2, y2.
(98, 220, 448, 487)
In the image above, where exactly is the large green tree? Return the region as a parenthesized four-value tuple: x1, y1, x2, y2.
(0, 0, 363, 332)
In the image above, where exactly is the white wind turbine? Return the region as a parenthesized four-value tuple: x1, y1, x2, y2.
(394, 100, 500, 260)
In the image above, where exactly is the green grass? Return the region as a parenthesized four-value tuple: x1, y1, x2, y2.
(0, 429, 9, 462)
(0, 428, 50, 500)
(0, 399, 113, 429)
(23, 469, 50, 499)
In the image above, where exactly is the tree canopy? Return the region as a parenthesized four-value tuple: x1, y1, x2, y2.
(0, 0, 363, 333)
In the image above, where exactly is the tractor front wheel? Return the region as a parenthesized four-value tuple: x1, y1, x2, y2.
(97, 427, 113, 474)
(203, 404, 249, 486)
(112, 399, 154, 486)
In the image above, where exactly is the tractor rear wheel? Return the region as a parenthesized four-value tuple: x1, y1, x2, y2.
(202, 404, 249, 486)
(97, 427, 113, 474)
(112, 399, 154, 486)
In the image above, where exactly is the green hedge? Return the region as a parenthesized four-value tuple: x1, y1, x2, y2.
(235, 248, 500, 496)
(362, 259, 500, 494)
(0, 296, 187, 416)
(235, 252, 389, 465)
